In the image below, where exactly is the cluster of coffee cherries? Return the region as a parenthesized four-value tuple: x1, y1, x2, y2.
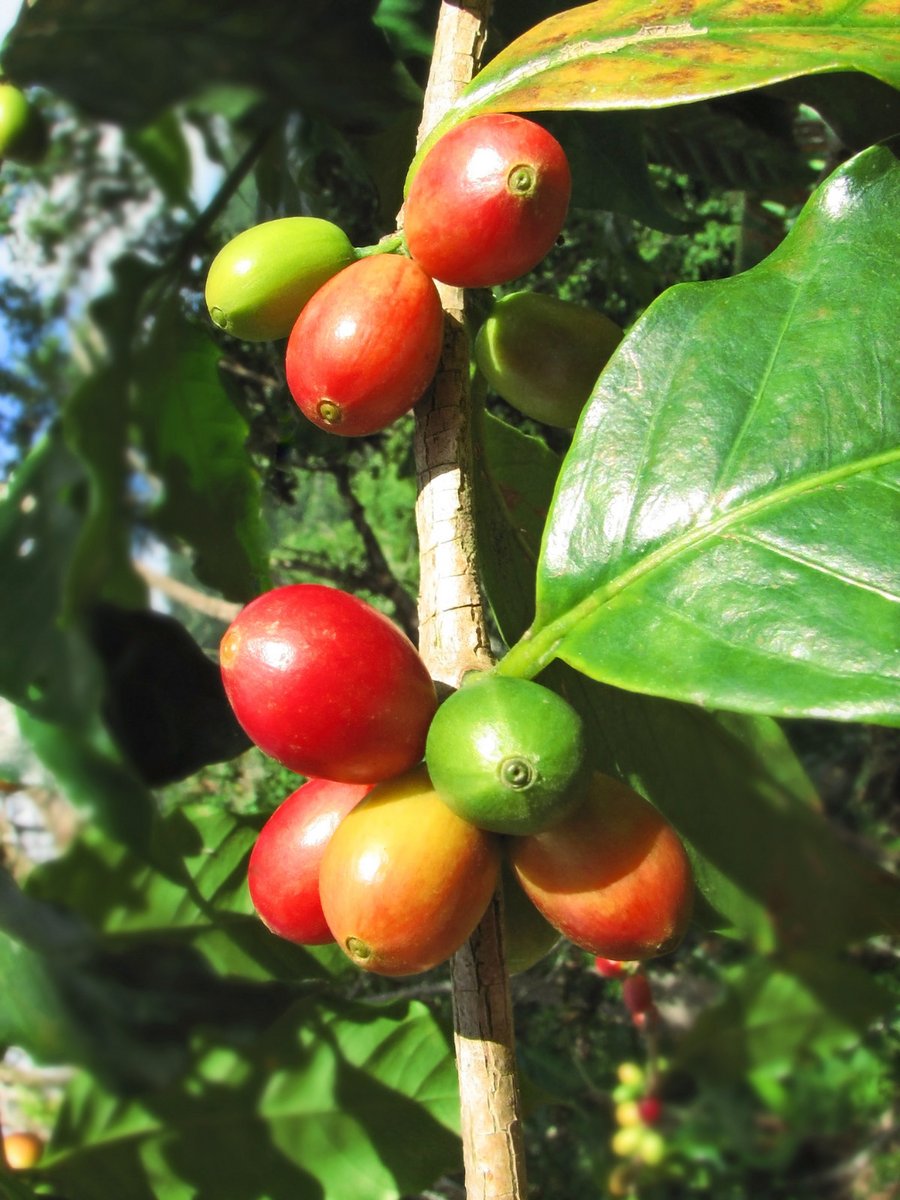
(593, 960, 673, 1190)
(220, 583, 694, 977)
(205, 112, 623, 436)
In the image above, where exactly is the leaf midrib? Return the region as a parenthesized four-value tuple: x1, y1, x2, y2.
(501, 445, 899, 678)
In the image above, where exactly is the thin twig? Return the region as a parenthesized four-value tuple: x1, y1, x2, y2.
(411, 5, 529, 1198)
(331, 459, 419, 639)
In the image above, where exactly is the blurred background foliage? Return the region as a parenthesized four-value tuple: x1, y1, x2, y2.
(0, 1, 897, 1198)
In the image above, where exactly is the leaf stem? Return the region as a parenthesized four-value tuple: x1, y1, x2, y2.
(355, 233, 406, 257)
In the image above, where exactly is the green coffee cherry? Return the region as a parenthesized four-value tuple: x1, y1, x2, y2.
(474, 290, 622, 428)
(204, 217, 357, 341)
(425, 672, 588, 836)
(0, 83, 49, 166)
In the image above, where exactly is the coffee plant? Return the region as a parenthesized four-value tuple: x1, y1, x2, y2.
(0, 2, 898, 1199)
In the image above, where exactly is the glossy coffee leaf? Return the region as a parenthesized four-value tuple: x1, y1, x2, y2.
(414, 0, 900, 163)
(516, 143, 900, 725)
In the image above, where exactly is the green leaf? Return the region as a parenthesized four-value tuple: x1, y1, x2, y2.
(26, 803, 338, 983)
(412, 0, 900, 168)
(474, 411, 561, 643)
(16, 709, 157, 856)
(62, 366, 146, 616)
(0, 1172, 44, 1200)
(0, 871, 250, 1090)
(42, 1000, 458, 1200)
(0, 429, 101, 723)
(62, 254, 160, 616)
(1, 0, 419, 131)
(552, 111, 689, 233)
(476, 412, 900, 950)
(502, 143, 900, 725)
(133, 297, 270, 602)
(677, 954, 897, 1083)
(124, 110, 195, 211)
(0, 925, 83, 1067)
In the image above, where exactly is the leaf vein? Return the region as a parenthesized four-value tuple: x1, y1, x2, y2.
(712, 281, 806, 494)
(730, 529, 900, 602)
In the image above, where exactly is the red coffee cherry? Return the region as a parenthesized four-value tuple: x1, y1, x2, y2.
(404, 113, 571, 288)
(248, 778, 374, 944)
(637, 1095, 663, 1126)
(285, 254, 444, 436)
(623, 973, 654, 1020)
(595, 956, 629, 978)
(220, 584, 437, 783)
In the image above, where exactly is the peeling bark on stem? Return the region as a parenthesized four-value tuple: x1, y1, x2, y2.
(411, 4, 529, 1198)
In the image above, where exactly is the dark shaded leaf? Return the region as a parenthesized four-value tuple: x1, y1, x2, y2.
(0, 870, 289, 1091)
(1, 0, 420, 132)
(133, 297, 270, 602)
(88, 603, 251, 786)
(41, 999, 458, 1200)
(0, 430, 101, 724)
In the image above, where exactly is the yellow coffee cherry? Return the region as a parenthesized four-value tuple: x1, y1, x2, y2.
(616, 1061, 645, 1089)
(614, 1100, 642, 1128)
(638, 1128, 666, 1166)
(611, 1125, 643, 1158)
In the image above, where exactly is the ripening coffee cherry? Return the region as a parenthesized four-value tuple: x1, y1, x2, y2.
(248, 778, 374, 944)
(617, 1061, 645, 1090)
(615, 1100, 642, 1129)
(205, 217, 356, 341)
(474, 291, 623, 427)
(622, 972, 654, 1017)
(0, 83, 48, 165)
(319, 765, 501, 976)
(404, 113, 571, 287)
(637, 1095, 663, 1126)
(285, 253, 444, 436)
(610, 1125, 643, 1159)
(594, 956, 629, 979)
(637, 1128, 666, 1166)
(425, 672, 588, 835)
(220, 584, 437, 783)
(2, 1131, 44, 1169)
(511, 772, 693, 960)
